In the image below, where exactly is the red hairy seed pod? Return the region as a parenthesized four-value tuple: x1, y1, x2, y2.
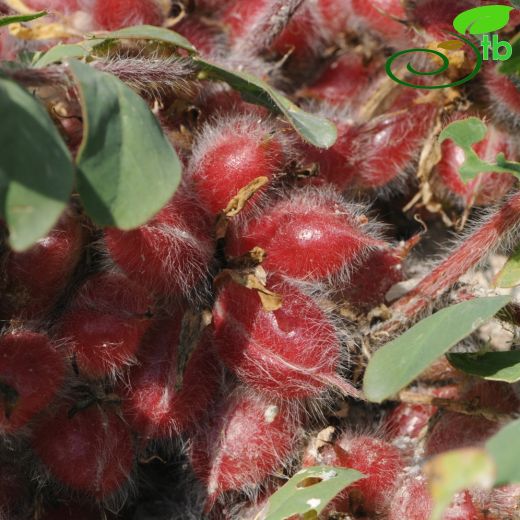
(92, 0, 165, 30)
(189, 116, 286, 214)
(434, 117, 516, 206)
(299, 120, 359, 192)
(32, 401, 134, 499)
(425, 381, 519, 456)
(483, 65, 520, 133)
(386, 402, 435, 440)
(350, 0, 409, 46)
(121, 317, 220, 439)
(0, 331, 65, 434)
(227, 187, 383, 283)
(333, 435, 406, 514)
(316, 0, 352, 35)
(354, 103, 437, 191)
(55, 271, 152, 379)
(220, 0, 271, 44)
(269, 3, 323, 60)
(389, 478, 482, 520)
(24, 0, 80, 13)
(405, 0, 477, 40)
(221, 0, 320, 58)
(213, 275, 359, 399)
(299, 54, 376, 107)
(385, 386, 459, 440)
(190, 388, 301, 509)
(1, 211, 85, 320)
(174, 17, 224, 57)
(336, 247, 405, 311)
(105, 190, 214, 298)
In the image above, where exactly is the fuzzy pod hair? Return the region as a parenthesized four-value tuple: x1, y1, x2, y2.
(0, 209, 85, 321)
(297, 110, 361, 192)
(384, 385, 460, 442)
(352, 100, 437, 197)
(0, 330, 66, 435)
(54, 271, 153, 380)
(91, 0, 165, 30)
(404, 0, 494, 41)
(389, 477, 482, 520)
(24, 0, 81, 13)
(348, 0, 410, 48)
(331, 433, 407, 515)
(104, 188, 215, 302)
(31, 400, 135, 502)
(187, 113, 294, 216)
(189, 386, 303, 511)
(225, 0, 307, 55)
(220, 0, 326, 60)
(120, 315, 221, 441)
(298, 52, 380, 109)
(425, 381, 520, 456)
(387, 191, 520, 325)
(212, 273, 360, 400)
(94, 56, 198, 101)
(333, 246, 406, 312)
(482, 64, 520, 134)
(226, 185, 386, 287)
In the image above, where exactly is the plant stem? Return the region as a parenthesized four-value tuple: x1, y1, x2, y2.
(386, 191, 520, 326)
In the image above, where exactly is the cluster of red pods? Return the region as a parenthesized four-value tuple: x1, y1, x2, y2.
(1, 0, 520, 518)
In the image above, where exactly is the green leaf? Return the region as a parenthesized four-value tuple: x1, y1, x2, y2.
(447, 351, 520, 383)
(95, 24, 196, 53)
(453, 5, 513, 34)
(439, 118, 520, 182)
(33, 43, 90, 68)
(487, 419, 520, 485)
(68, 59, 181, 229)
(264, 466, 364, 520)
(495, 245, 520, 288)
(0, 11, 47, 27)
(363, 296, 511, 403)
(424, 448, 495, 520)
(0, 76, 74, 251)
(192, 57, 337, 149)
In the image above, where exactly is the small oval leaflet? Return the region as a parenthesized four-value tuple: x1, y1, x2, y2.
(448, 351, 520, 383)
(68, 59, 181, 229)
(264, 466, 364, 520)
(0, 76, 74, 251)
(363, 295, 511, 403)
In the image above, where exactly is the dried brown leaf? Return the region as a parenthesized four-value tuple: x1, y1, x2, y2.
(224, 176, 269, 217)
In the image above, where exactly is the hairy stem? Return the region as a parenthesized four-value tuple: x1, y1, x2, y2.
(237, 0, 305, 53)
(384, 191, 520, 330)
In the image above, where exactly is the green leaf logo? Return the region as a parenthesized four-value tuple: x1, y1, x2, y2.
(453, 5, 513, 34)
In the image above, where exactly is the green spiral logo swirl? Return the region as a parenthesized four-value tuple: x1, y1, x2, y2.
(385, 34, 483, 89)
